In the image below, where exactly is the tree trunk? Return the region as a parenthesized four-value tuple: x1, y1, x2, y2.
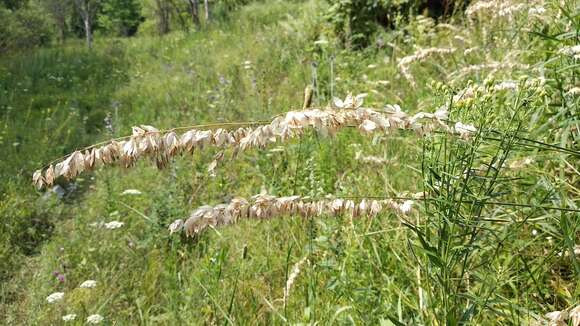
(204, 0, 209, 21)
(190, 0, 199, 26)
(155, 0, 170, 35)
(57, 17, 66, 44)
(84, 15, 92, 49)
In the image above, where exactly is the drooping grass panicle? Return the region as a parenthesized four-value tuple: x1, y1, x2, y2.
(33, 94, 476, 189)
(169, 194, 416, 237)
(397, 47, 457, 87)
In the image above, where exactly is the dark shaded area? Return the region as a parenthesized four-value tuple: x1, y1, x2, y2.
(327, 0, 471, 49)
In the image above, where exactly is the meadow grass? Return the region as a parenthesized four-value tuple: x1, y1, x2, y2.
(1, 0, 579, 324)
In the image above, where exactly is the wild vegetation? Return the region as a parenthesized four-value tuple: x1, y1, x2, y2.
(1, 0, 579, 324)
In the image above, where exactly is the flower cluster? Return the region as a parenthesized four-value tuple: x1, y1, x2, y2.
(33, 97, 476, 189)
(168, 194, 416, 237)
(46, 292, 64, 303)
(559, 45, 580, 60)
(466, 1, 541, 20)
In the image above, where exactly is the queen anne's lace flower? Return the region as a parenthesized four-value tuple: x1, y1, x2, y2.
(46, 292, 64, 303)
(121, 189, 142, 195)
(86, 314, 104, 324)
(104, 221, 124, 229)
(62, 314, 77, 321)
(79, 280, 97, 288)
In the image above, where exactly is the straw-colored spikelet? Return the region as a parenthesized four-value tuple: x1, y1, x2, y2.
(466, 1, 534, 20)
(397, 48, 456, 87)
(284, 256, 308, 302)
(169, 194, 415, 237)
(33, 94, 477, 189)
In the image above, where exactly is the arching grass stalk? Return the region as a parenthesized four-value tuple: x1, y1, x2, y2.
(33, 99, 473, 190)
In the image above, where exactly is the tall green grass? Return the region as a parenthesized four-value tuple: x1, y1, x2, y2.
(1, 0, 578, 324)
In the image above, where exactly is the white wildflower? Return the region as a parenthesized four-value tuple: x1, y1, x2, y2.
(86, 314, 104, 324)
(79, 280, 97, 288)
(398, 200, 414, 214)
(566, 87, 580, 97)
(498, 3, 526, 17)
(528, 6, 546, 15)
(62, 314, 77, 322)
(532, 229, 538, 236)
(104, 221, 124, 229)
(466, 1, 496, 17)
(559, 45, 580, 60)
(121, 189, 142, 195)
(46, 292, 64, 304)
(494, 81, 518, 92)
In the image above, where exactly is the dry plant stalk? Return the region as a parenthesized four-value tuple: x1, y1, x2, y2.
(33, 94, 476, 189)
(168, 193, 416, 237)
(397, 48, 457, 87)
(284, 256, 308, 303)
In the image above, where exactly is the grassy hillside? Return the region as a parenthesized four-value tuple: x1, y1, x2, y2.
(1, 0, 579, 324)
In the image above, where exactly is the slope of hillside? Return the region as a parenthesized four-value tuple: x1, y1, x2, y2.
(1, 0, 578, 324)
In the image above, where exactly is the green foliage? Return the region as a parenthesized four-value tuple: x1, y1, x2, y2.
(325, 0, 466, 48)
(0, 2, 53, 53)
(98, 0, 142, 36)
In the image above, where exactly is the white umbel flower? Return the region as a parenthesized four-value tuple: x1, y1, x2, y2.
(62, 314, 77, 321)
(86, 314, 104, 324)
(79, 280, 97, 288)
(104, 221, 124, 229)
(559, 45, 580, 59)
(121, 189, 142, 195)
(46, 292, 64, 303)
(494, 81, 518, 92)
(398, 200, 414, 214)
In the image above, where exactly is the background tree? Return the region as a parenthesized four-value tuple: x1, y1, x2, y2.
(75, 0, 100, 48)
(187, 0, 199, 27)
(98, 0, 142, 36)
(203, 0, 208, 20)
(41, 0, 72, 43)
(154, 0, 170, 34)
